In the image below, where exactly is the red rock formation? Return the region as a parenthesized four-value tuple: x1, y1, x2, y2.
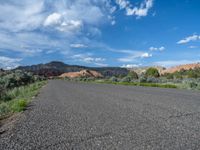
(59, 70, 103, 78)
(161, 63, 200, 74)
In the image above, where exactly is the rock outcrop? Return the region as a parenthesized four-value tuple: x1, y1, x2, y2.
(161, 63, 200, 74)
(59, 70, 103, 78)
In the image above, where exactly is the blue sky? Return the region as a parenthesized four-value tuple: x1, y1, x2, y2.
(0, 0, 200, 69)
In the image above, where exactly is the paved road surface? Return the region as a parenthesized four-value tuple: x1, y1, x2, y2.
(1, 80, 200, 149)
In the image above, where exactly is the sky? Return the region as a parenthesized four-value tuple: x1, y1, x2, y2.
(0, 0, 200, 69)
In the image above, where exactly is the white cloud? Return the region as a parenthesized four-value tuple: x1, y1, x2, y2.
(116, 0, 154, 17)
(177, 34, 200, 44)
(0, 0, 116, 57)
(0, 0, 45, 32)
(0, 0, 155, 66)
(0, 56, 22, 69)
(141, 52, 152, 58)
(70, 44, 88, 48)
(159, 46, 165, 51)
(154, 60, 200, 68)
(149, 46, 165, 51)
(121, 64, 140, 68)
(44, 12, 83, 32)
(72, 54, 106, 65)
(0, 31, 68, 56)
(118, 51, 152, 62)
(44, 13, 62, 26)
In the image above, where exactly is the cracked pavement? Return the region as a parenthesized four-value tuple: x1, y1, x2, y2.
(1, 80, 200, 149)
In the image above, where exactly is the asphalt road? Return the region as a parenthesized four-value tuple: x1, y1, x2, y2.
(1, 80, 200, 150)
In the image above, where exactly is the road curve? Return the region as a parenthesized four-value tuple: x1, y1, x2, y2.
(1, 80, 200, 150)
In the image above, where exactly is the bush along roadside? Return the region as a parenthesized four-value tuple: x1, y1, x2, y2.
(0, 81, 47, 119)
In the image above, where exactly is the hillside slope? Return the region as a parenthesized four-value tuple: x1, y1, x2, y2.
(16, 61, 128, 77)
(59, 70, 103, 78)
(161, 63, 200, 74)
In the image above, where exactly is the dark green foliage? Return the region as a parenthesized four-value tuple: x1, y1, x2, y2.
(128, 71, 138, 79)
(0, 70, 46, 101)
(120, 76, 132, 82)
(0, 70, 34, 89)
(0, 83, 6, 99)
(109, 76, 118, 82)
(139, 76, 147, 83)
(145, 68, 160, 78)
(164, 73, 174, 79)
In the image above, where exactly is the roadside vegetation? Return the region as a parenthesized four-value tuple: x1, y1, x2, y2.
(0, 70, 47, 119)
(1, 66, 200, 119)
(62, 67, 200, 90)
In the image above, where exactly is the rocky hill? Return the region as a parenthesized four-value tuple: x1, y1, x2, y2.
(161, 63, 200, 74)
(16, 61, 129, 77)
(59, 70, 103, 78)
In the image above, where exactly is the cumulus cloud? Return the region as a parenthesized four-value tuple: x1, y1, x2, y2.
(44, 12, 83, 32)
(44, 13, 62, 26)
(177, 34, 200, 44)
(149, 46, 165, 51)
(70, 44, 88, 48)
(0, 56, 22, 69)
(0, 0, 155, 68)
(118, 51, 152, 62)
(0, 1, 115, 54)
(121, 64, 140, 68)
(115, 0, 154, 17)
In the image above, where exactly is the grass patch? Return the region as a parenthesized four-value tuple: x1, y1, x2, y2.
(0, 81, 47, 118)
(10, 99, 27, 112)
(93, 80, 177, 89)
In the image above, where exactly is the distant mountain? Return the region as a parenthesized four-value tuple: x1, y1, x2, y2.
(15, 61, 129, 77)
(161, 63, 200, 74)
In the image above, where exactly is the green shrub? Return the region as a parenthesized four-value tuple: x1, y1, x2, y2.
(128, 71, 138, 79)
(0, 84, 6, 100)
(120, 76, 132, 82)
(139, 76, 147, 83)
(189, 82, 198, 89)
(109, 76, 118, 82)
(146, 77, 160, 83)
(0, 102, 10, 116)
(0, 70, 44, 91)
(10, 99, 27, 112)
(145, 68, 160, 78)
(0, 81, 47, 117)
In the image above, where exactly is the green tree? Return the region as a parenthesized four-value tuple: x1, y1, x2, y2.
(128, 71, 138, 79)
(145, 68, 160, 78)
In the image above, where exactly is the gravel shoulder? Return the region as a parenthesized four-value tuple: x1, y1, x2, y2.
(1, 80, 200, 150)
